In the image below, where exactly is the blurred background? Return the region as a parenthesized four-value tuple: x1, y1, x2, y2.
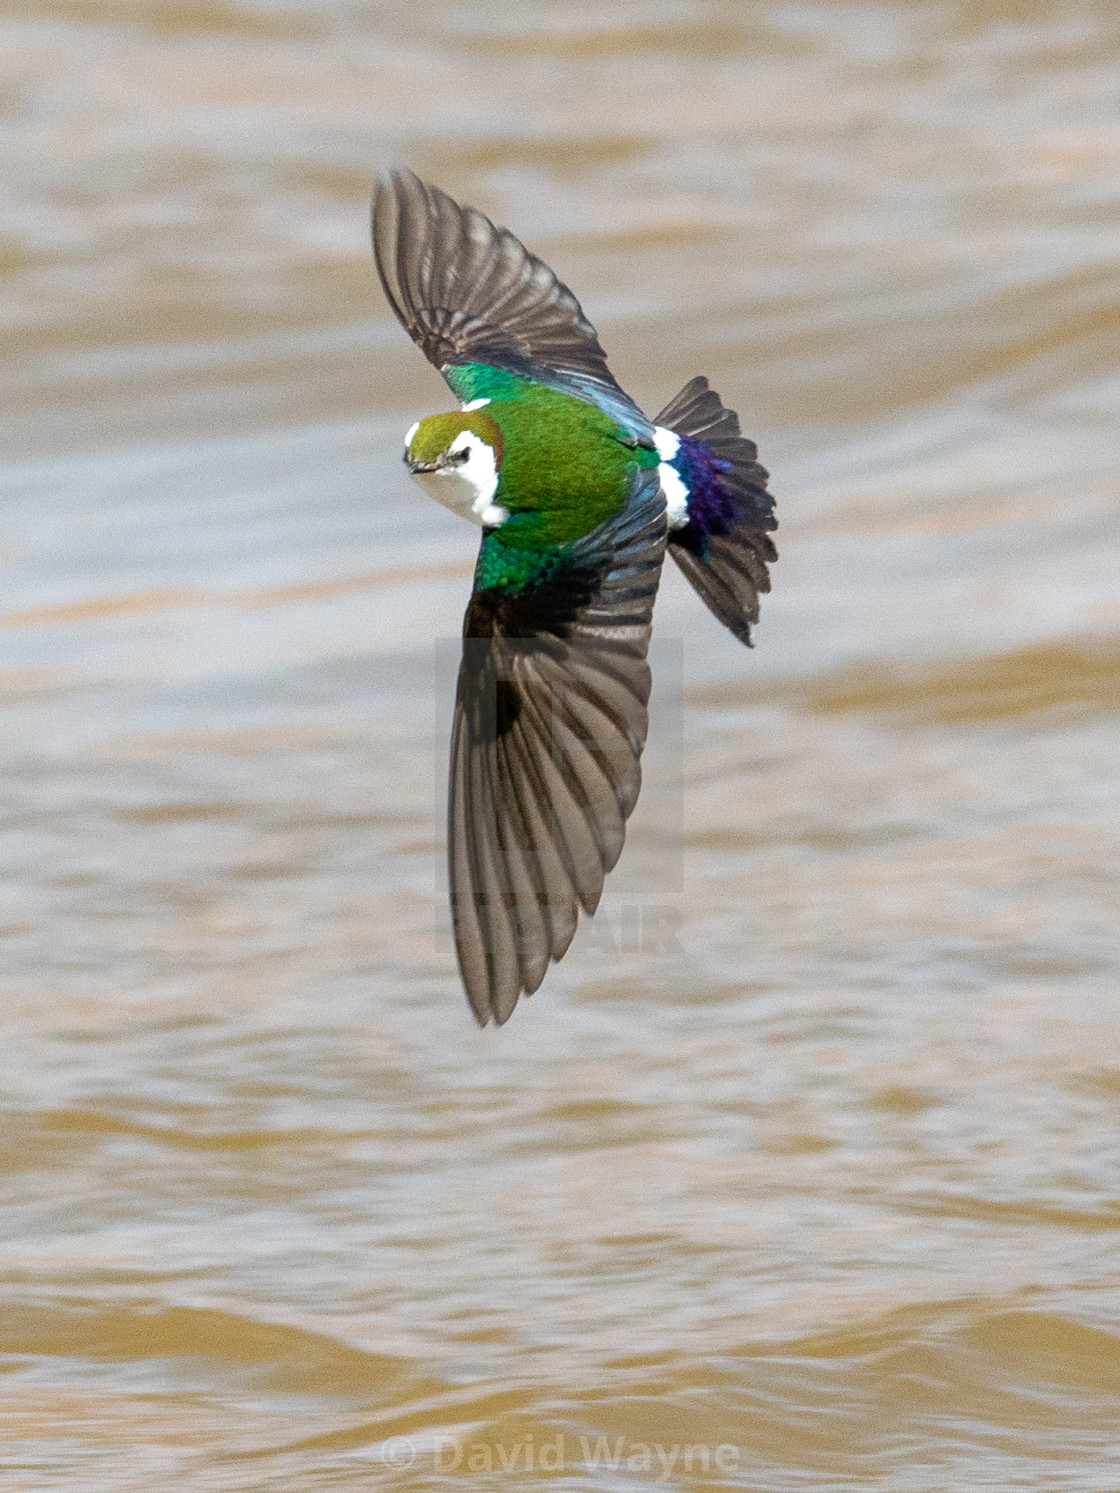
(2, 1, 1119, 1487)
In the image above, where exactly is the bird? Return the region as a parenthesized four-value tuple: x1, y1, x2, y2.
(372, 169, 777, 1026)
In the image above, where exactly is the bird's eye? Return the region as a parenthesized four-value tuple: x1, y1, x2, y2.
(449, 447, 470, 464)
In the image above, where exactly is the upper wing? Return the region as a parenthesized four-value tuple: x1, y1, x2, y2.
(372, 168, 652, 440)
(449, 469, 666, 1024)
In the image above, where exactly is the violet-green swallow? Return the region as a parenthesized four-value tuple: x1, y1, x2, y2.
(372, 170, 777, 1025)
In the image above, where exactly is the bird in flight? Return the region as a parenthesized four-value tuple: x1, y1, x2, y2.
(372, 170, 776, 1025)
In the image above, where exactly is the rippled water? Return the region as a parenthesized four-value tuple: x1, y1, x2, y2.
(3, 2, 1120, 1487)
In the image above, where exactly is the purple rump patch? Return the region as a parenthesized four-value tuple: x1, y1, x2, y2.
(673, 435, 739, 555)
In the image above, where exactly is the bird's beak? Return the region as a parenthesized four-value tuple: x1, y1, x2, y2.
(405, 454, 439, 474)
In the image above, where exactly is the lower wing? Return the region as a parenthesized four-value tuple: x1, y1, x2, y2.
(448, 469, 666, 1024)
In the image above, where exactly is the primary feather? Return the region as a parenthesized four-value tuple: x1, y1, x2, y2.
(373, 168, 653, 441)
(450, 469, 665, 1024)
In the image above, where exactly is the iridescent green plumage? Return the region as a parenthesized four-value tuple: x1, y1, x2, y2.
(463, 376, 659, 593)
(406, 375, 659, 593)
(372, 169, 775, 1024)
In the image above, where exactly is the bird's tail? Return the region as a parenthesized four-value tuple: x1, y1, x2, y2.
(653, 376, 777, 646)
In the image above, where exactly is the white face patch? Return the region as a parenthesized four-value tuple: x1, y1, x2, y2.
(404, 420, 420, 453)
(654, 425, 690, 529)
(408, 428, 506, 528)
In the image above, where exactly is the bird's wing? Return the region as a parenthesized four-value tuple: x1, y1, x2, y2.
(372, 168, 652, 441)
(448, 467, 666, 1024)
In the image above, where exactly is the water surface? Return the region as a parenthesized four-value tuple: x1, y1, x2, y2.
(2, 2, 1119, 1487)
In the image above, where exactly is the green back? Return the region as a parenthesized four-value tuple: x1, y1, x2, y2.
(444, 365, 658, 593)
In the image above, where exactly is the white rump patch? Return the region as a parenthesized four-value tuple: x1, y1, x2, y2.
(654, 427, 681, 461)
(654, 424, 690, 529)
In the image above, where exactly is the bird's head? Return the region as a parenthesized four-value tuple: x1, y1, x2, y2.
(404, 408, 507, 527)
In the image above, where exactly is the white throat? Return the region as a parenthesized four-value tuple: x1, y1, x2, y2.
(410, 430, 507, 528)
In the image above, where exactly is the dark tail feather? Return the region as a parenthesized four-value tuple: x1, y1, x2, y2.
(654, 376, 777, 647)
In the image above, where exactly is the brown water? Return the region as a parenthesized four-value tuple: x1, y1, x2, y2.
(3, 2, 1120, 1487)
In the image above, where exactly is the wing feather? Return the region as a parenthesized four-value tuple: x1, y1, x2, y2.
(449, 469, 666, 1023)
(373, 169, 651, 438)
